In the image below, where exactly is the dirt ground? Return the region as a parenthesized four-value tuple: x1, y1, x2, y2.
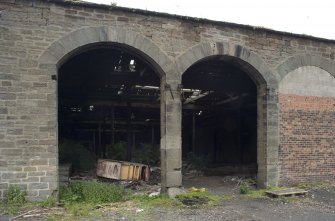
(1, 176, 334, 221)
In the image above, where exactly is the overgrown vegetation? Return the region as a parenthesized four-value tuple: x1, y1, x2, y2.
(239, 184, 286, 199)
(295, 181, 334, 190)
(132, 143, 160, 166)
(123, 189, 223, 220)
(239, 179, 256, 194)
(40, 196, 57, 207)
(132, 194, 183, 209)
(184, 152, 210, 170)
(240, 181, 252, 194)
(5, 185, 27, 205)
(59, 180, 128, 205)
(107, 142, 160, 166)
(106, 142, 127, 160)
(0, 185, 27, 214)
(59, 140, 96, 171)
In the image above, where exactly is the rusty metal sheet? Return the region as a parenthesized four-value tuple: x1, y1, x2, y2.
(97, 159, 150, 181)
(97, 159, 122, 180)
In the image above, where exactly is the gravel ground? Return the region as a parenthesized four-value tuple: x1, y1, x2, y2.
(1, 177, 334, 221)
(136, 176, 335, 221)
(138, 183, 333, 221)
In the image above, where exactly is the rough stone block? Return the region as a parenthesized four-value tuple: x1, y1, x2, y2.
(165, 148, 182, 171)
(28, 182, 48, 190)
(0, 183, 8, 190)
(6, 128, 23, 135)
(38, 189, 53, 198)
(30, 159, 48, 166)
(0, 93, 16, 100)
(1, 149, 23, 156)
(23, 167, 37, 172)
(167, 187, 186, 198)
(28, 171, 45, 177)
(166, 171, 182, 187)
(0, 107, 8, 114)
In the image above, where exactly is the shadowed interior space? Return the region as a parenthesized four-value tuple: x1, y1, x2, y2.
(182, 57, 257, 177)
(58, 44, 161, 175)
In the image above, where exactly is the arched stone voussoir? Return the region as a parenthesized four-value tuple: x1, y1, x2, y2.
(176, 42, 279, 87)
(276, 54, 335, 80)
(38, 26, 173, 78)
(39, 27, 109, 66)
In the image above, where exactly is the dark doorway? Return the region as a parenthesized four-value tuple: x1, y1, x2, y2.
(182, 57, 257, 176)
(58, 44, 161, 174)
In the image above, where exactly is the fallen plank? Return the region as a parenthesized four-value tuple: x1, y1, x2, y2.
(266, 188, 307, 198)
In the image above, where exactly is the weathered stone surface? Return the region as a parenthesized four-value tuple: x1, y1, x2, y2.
(166, 171, 182, 187)
(0, 0, 334, 201)
(167, 187, 186, 198)
(28, 182, 48, 190)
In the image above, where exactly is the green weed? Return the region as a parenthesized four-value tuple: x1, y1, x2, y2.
(6, 185, 26, 205)
(40, 196, 57, 208)
(241, 186, 286, 199)
(59, 180, 128, 205)
(0, 185, 27, 215)
(132, 194, 182, 210)
(240, 182, 251, 194)
(59, 140, 96, 171)
(295, 181, 334, 190)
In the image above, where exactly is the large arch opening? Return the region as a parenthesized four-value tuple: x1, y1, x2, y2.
(181, 56, 259, 189)
(57, 43, 162, 179)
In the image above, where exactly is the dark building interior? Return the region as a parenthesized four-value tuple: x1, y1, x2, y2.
(58, 44, 161, 163)
(182, 57, 257, 175)
(58, 47, 257, 176)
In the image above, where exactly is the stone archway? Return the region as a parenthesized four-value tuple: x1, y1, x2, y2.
(38, 26, 179, 194)
(276, 54, 335, 80)
(176, 42, 280, 187)
(39, 26, 173, 76)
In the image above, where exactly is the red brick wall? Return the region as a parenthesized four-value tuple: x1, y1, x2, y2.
(279, 94, 335, 184)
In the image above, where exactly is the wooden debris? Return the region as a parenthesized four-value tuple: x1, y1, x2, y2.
(266, 188, 308, 198)
(10, 208, 54, 220)
(97, 159, 150, 181)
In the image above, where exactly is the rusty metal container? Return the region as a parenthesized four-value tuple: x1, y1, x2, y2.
(96, 159, 150, 181)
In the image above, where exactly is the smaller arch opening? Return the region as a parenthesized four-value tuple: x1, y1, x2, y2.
(58, 43, 162, 178)
(181, 56, 258, 188)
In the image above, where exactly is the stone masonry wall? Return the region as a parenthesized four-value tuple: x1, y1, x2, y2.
(0, 0, 334, 200)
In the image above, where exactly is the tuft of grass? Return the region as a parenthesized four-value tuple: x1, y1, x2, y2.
(295, 181, 334, 190)
(6, 185, 26, 205)
(65, 203, 93, 217)
(132, 194, 183, 210)
(58, 180, 129, 217)
(122, 191, 222, 221)
(40, 196, 57, 208)
(1, 185, 27, 214)
(60, 180, 128, 205)
(240, 182, 251, 194)
(240, 186, 286, 199)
